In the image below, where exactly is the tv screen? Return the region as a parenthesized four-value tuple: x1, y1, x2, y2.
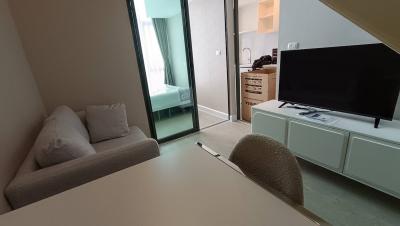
(279, 43, 400, 120)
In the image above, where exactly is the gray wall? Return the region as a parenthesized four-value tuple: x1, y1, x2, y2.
(10, 0, 151, 136)
(189, 0, 229, 115)
(0, 0, 46, 213)
(225, 0, 238, 119)
(278, 0, 400, 120)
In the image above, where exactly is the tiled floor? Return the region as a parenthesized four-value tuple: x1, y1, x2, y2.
(154, 109, 227, 139)
(160, 121, 400, 226)
(198, 110, 227, 129)
(154, 112, 193, 139)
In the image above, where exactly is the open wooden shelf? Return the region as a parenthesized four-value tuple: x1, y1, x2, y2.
(257, 0, 279, 33)
(259, 14, 273, 19)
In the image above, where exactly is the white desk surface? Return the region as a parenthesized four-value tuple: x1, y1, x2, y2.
(0, 147, 327, 226)
(253, 100, 400, 144)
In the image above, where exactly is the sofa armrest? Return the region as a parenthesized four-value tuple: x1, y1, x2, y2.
(5, 139, 159, 209)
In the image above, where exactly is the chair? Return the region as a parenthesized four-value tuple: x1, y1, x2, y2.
(229, 134, 304, 205)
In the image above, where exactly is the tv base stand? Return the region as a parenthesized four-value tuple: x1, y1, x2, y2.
(278, 102, 292, 108)
(374, 118, 381, 128)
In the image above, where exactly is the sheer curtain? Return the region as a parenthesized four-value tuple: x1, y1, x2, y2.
(134, 0, 165, 93)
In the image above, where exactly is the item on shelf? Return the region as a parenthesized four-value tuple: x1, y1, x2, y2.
(272, 48, 278, 64)
(252, 55, 272, 70)
(303, 113, 338, 124)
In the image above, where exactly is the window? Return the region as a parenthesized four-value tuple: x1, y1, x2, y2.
(134, 0, 165, 92)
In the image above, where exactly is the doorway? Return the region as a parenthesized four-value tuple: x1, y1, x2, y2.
(188, 0, 231, 129)
(127, 0, 199, 142)
(235, 0, 280, 122)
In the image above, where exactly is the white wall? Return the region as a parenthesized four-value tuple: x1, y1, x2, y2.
(238, 3, 257, 33)
(278, 0, 400, 120)
(239, 32, 278, 64)
(189, 0, 229, 115)
(0, 0, 46, 213)
(10, 0, 151, 135)
(238, 0, 258, 8)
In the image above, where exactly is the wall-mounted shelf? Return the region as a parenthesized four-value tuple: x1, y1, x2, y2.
(257, 0, 279, 33)
(239, 30, 257, 35)
(259, 0, 273, 4)
(259, 14, 273, 19)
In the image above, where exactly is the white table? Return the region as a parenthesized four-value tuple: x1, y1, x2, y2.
(0, 146, 328, 226)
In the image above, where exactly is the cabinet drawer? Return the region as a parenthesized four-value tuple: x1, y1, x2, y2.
(288, 121, 349, 172)
(252, 111, 287, 144)
(242, 98, 263, 122)
(241, 73, 276, 101)
(344, 135, 400, 197)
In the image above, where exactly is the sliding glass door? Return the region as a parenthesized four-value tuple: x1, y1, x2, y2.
(127, 0, 199, 142)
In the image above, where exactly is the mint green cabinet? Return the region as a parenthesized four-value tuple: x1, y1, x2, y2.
(287, 121, 349, 172)
(344, 135, 400, 198)
(252, 111, 287, 144)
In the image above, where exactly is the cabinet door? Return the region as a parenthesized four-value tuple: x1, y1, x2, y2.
(287, 121, 349, 172)
(344, 135, 400, 198)
(252, 111, 287, 144)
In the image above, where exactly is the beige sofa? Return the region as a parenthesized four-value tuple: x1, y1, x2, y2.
(5, 111, 160, 209)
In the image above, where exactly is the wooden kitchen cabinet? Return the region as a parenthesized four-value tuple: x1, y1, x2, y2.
(241, 68, 276, 122)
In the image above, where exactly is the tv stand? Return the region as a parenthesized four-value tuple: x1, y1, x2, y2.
(252, 100, 400, 199)
(279, 102, 382, 129)
(374, 118, 381, 128)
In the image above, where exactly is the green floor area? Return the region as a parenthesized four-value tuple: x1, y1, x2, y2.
(155, 112, 193, 139)
(154, 109, 227, 140)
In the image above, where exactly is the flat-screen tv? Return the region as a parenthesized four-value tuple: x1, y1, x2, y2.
(279, 43, 400, 121)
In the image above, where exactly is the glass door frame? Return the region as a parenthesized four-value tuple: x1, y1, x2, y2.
(126, 0, 200, 143)
(233, 0, 241, 120)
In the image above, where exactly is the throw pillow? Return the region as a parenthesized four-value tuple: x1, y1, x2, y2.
(34, 117, 96, 168)
(86, 103, 130, 143)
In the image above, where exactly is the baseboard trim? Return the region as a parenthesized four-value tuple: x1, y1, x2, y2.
(198, 105, 229, 120)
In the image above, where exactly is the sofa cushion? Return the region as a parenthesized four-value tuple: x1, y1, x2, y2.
(15, 150, 39, 177)
(6, 137, 159, 209)
(92, 126, 147, 153)
(49, 106, 90, 141)
(86, 103, 130, 143)
(34, 117, 96, 168)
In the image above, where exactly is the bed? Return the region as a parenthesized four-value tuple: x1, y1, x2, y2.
(149, 84, 192, 112)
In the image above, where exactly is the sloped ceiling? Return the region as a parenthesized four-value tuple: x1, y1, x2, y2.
(320, 0, 400, 53)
